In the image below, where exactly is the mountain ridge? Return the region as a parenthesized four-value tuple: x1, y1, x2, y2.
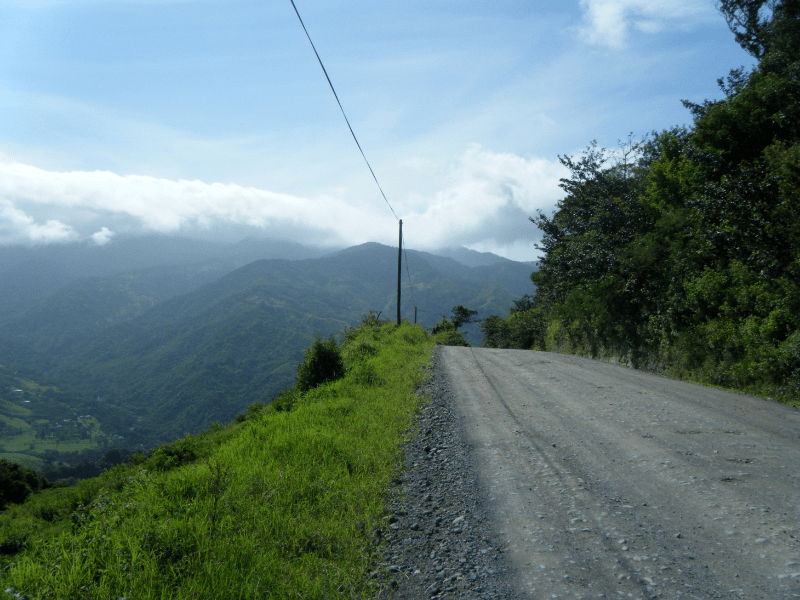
(0, 241, 535, 453)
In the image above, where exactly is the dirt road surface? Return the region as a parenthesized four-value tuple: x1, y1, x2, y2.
(438, 346, 800, 599)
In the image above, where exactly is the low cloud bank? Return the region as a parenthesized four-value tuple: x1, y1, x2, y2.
(0, 146, 566, 260)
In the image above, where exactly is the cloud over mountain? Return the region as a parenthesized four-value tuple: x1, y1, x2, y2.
(0, 146, 565, 259)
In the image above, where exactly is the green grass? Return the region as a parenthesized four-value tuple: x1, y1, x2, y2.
(0, 320, 437, 599)
(0, 413, 28, 429)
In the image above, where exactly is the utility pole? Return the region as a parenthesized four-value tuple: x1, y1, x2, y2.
(397, 220, 402, 325)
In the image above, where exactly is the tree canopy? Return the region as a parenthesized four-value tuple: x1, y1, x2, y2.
(482, 1, 800, 403)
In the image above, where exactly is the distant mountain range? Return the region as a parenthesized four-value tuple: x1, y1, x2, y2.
(0, 238, 536, 459)
(0, 235, 332, 324)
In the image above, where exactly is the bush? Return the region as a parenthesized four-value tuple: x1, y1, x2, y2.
(235, 401, 265, 422)
(270, 387, 300, 412)
(482, 308, 546, 350)
(148, 437, 199, 472)
(0, 533, 28, 555)
(296, 335, 345, 392)
(0, 459, 50, 510)
(431, 318, 470, 347)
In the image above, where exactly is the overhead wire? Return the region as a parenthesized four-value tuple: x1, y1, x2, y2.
(288, 0, 398, 221)
(290, 0, 428, 321)
(401, 231, 416, 309)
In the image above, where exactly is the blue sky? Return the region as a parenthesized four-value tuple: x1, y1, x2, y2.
(0, 0, 752, 259)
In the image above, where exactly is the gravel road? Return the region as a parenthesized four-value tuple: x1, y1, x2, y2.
(382, 346, 800, 600)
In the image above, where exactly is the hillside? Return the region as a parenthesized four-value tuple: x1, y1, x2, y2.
(0, 235, 333, 324)
(0, 242, 533, 462)
(0, 319, 436, 598)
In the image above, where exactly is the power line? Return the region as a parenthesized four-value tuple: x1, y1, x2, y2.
(401, 231, 416, 308)
(289, 1, 424, 321)
(288, 0, 399, 221)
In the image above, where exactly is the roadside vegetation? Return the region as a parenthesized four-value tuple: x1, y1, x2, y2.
(0, 316, 450, 599)
(483, 0, 800, 406)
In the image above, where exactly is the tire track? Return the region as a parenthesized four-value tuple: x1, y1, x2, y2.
(439, 346, 800, 600)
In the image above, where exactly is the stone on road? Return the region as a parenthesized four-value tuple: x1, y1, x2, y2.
(439, 346, 800, 600)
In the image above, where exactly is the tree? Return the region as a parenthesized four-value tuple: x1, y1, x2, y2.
(432, 305, 478, 334)
(296, 335, 345, 393)
(450, 305, 479, 330)
(0, 459, 50, 510)
(718, 0, 800, 59)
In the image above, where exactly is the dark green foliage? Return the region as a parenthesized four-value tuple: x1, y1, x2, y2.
(483, 3, 800, 403)
(270, 387, 300, 412)
(718, 0, 800, 59)
(0, 460, 50, 511)
(148, 437, 200, 472)
(481, 308, 546, 350)
(41, 447, 137, 482)
(431, 318, 470, 347)
(450, 305, 479, 330)
(296, 335, 345, 393)
(235, 401, 265, 423)
(432, 305, 479, 334)
(0, 532, 28, 555)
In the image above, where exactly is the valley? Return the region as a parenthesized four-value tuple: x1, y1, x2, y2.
(0, 238, 536, 473)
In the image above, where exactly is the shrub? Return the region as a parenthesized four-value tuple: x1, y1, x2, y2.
(0, 459, 50, 510)
(0, 533, 28, 555)
(235, 401, 265, 423)
(270, 387, 300, 412)
(148, 437, 199, 471)
(482, 308, 546, 349)
(296, 335, 345, 392)
(431, 318, 470, 347)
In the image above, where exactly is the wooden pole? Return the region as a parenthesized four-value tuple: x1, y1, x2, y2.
(397, 220, 402, 325)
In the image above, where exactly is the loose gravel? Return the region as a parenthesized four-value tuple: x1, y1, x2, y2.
(374, 351, 522, 600)
(375, 345, 800, 600)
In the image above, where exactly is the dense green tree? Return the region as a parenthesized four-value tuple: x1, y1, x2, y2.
(296, 335, 345, 393)
(0, 460, 50, 510)
(483, 0, 800, 400)
(450, 305, 479, 330)
(718, 0, 800, 60)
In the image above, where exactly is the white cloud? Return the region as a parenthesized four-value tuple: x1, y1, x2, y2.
(91, 226, 115, 245)
(577, 0, 713, 48)
(0, 147, 566, 258)
(401, 144, 566, 254)
(0, 200, 78, 245)
(0, 161, 385, 245)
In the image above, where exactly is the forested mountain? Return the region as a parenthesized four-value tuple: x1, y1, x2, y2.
(0, 242, 528, 467)
(414, 249, 537, 298)
(483, 0, 800, 405)
(431, 246, 537, 269)
(0, 235, 332, 324)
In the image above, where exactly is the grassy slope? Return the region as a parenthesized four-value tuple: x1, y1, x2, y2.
(0, 321, 437, 599)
